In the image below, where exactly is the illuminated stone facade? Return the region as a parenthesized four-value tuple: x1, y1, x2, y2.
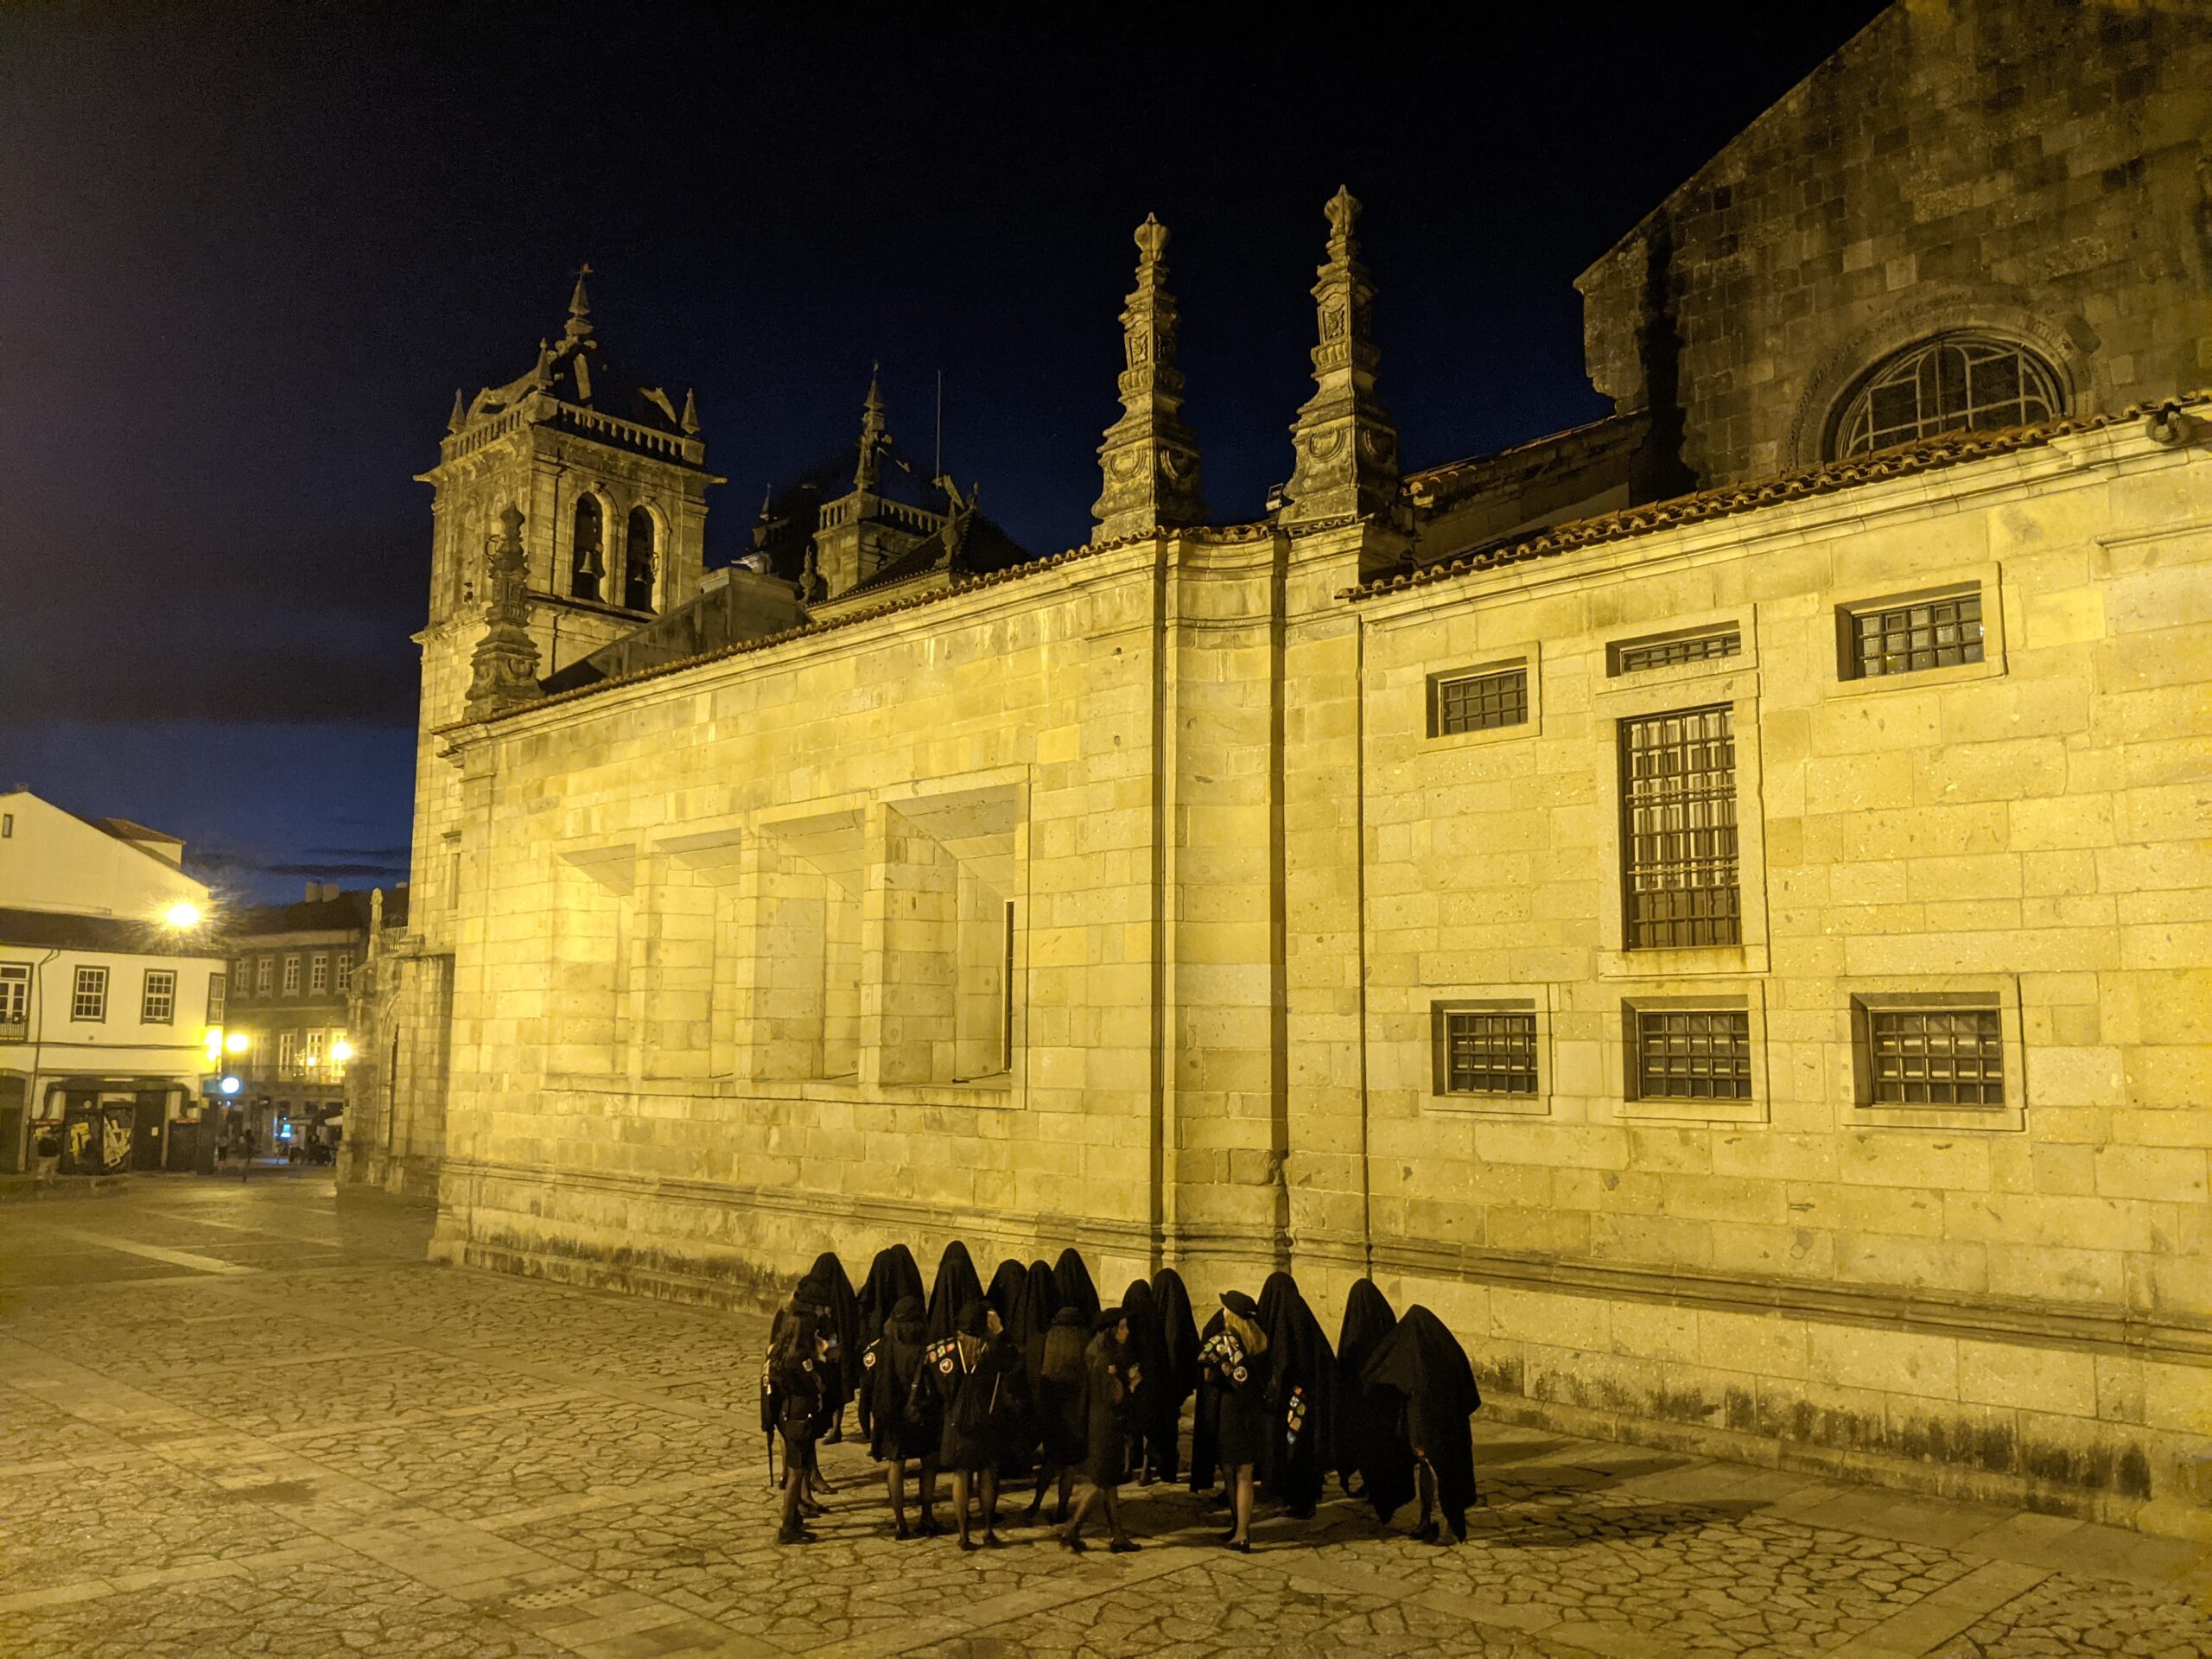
(363, 2, 2212, 1536)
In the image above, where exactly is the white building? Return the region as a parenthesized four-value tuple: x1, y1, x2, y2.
(0, 789, 226, 1174)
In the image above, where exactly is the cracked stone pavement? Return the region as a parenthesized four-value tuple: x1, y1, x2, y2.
(1, 1174, 2205, 1657)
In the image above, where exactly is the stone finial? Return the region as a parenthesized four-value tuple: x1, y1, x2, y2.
(464, 504, 543, 721)
(447, 388, 467, 433)
(680, 386, 700, 435)
(1091, 213, 1207, 541)
(854, 370, 890, 492)
(1281, 187, 1401, 526)
(564, 264, 594, 341)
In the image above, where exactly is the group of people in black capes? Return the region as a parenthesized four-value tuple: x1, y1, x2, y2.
(762, 1241, 1483, 1553)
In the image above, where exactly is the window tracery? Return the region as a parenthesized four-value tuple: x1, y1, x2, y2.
(1830, 334, 2062, 458)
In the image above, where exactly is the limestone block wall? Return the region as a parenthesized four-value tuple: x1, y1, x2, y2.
(1343, 425, 2211, 1535)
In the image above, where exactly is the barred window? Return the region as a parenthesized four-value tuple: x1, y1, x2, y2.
(1433, 664, 1528, 735)
(141, 969, 176, 1025)
(1847, 590, 1984, 678)
(73, 966, 109, 1021)
(1859, 1003, 2004, 1107)
(1832, 335, 2062, 457)
(1633, 1007, 1752, 1100)
(1620, 705, 1740, 949)
(282, 955, 301, 995)
(1434, 1005, 1539, 1096)
(1610, 628, 1740, 676)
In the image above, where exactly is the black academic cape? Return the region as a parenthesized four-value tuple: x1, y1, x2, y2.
(987, 1258, 1027, 1328)
(1150, 1268, 1200, 1484)
(1335, 1278, 1413, 1519)
(1052, 1247, 1100, 1326)
(926, 1241, 984, 1344)
(855, 1246, 925, 1439)
(802, 1251, 862, 1423)
(1256, 1270, 1338, 1511)
(1360, 1305, 1481, 1533)
(1119, 1278, 1167, 1472)
(1187, 1305, 1225, 1491)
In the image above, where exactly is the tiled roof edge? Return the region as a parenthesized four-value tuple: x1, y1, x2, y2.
(1344, 394, 2211, 602)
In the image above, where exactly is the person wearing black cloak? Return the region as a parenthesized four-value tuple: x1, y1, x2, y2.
(1255, 1271, 1338, 1519)
(1059, 1307, 1141, 1553)
(855, 1244, 925, 1441)
(767, 1306, 830, 1544)
(764, 1271, 840, 1513)
(861, 1293, 940, 1538)
(1187, 1302, 1226, 1497)
(804, 1250, 861, 1445)
(1198, 1290, 1272, 1550)
(1027, 1301, 1090, 1523)
(987, 1257, 1027, 1329)
(920, 1298, 1026, 1549)
(1361, 1305, 1481, 1543)
(926, 1240, 984, 1344)
(1334, 1277, 1408, 1517)
(1052, 1246, 1100, 1326)
(1149, 1268, 1200, 1485)
(1117, 1279, 1166, 1484)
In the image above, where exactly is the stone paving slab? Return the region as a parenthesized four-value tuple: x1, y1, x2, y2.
(0, 1176, 2204, 1658)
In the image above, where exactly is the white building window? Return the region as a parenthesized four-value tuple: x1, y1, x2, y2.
(334, 955, 353, 994)
(206, 972, 227, 1025)
(0, 964, 29, 1037)
(282, 956, 301, 995)
(277, 1030, 297, 1072)
(73, 966, 109, 1022)
(141, 969, 177, 1025)
(256, 957, 273, 994)
(309, 953, 329, 994)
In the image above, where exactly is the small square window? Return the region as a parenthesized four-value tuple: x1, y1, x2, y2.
(1434, 1004, 1539, 1096)
(141, 969, 176, 1025)
(1609, 626, 1741, 675)
(1856, 1000, 2004, 1107)
(1631, 1006, 1751, 1100)
(1432, 664, 1528, 735)
(73, 966, 109, 1022)
(1845, 588, 1984, 678)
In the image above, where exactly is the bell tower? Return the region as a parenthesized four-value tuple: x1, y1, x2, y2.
(409, 271, 722, 937)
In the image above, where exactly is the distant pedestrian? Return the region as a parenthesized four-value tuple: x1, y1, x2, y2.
(924, 1299, 1024, 1550)
(768, 1308, 830, 1545)
(1027, 1303, 1089, 1524)
(862, 1294, 940, 1539)
(33, 1126, 61, 1184)
(1202, 1290, 1271, 1552)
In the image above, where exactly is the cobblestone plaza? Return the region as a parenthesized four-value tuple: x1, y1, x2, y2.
(1, 1177, 2204, 1657)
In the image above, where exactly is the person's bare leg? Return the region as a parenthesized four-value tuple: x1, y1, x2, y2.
(982, 1469, 1002, 1545)
(1061, 1480, 1097, 1545)
(887, 1462, 908, 1537)
(1230, 1465, 1255, 1546)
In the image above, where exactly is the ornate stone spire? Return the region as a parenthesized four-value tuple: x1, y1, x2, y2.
(464, 505, 543, 721)
(854, 370, 889, 492)
(680, 387, 700, 435)
(564, 264, 594, 342)
(1281, 188, 1400, 526)
(448, 388, 467, 433)
(1091, 213, 1206, 541)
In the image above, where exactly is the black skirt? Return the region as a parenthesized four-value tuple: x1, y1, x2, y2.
(1216, 1387, 1270, 1471)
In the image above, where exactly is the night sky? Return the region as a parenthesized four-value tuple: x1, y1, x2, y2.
(0, 3, 1883, 906)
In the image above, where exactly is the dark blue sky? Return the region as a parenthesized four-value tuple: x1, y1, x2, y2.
(0, 3, 1881, 906)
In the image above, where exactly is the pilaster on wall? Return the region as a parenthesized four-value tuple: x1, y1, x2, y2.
(868, 804, 962, 1085)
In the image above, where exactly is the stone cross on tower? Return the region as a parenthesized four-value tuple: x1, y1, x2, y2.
(1282, 187, 1401, 526)
(1091, 213, 1207, 541)
(464, 504, 543, 721)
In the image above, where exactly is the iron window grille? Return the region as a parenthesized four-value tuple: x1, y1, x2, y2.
(1609, 628, 1741, 676)
(1619, 705, 1740, 949)
(73, 966, 109, 1021)
(1433, 665, 1529, 735)
(1859, 1003, 2004, 1107)
(1833, 334, 2062, 457)
(1434, 1005, 1540, 1097)
(1632, 1007, 1752, 1100)
(141, 969, 176, 1025)
(1846, 589, 1984, 678)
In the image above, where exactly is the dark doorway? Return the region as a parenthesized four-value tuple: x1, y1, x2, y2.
(0, 1075, 25, 1173)
(132, 1090, 168, 1171)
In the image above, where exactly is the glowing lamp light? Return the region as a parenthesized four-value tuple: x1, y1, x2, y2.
(163, 901, 203, 929)
(219, 1076, 242, 1096)
(329, 1039, 353, 1064)
(225, 1032, 251, 1054)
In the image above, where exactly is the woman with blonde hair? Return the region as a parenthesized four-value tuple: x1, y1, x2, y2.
(1199, 1289, 1271, 1551)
